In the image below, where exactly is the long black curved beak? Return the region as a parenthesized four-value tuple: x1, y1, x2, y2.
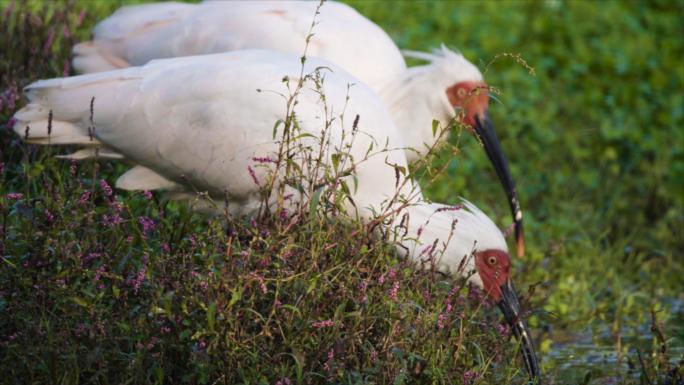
(474, 112, 525, 257)
(497, 280, 542, 382)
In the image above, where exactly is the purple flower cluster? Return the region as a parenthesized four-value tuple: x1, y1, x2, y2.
(99, 179, 113, 197)
(247, 165, 260, 186)
(463, 370, 480, 385)
(102, 213, 122, 227)
(77, 190, 91, 205)
(128, 266, 146, 294)
(138, 216, 156, 234)
(43, 208, 54, 223)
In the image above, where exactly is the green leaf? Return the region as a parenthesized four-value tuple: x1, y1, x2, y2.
(309, 186, 325, 217)
(228, 288, 242, 307)
(331, 153, 340, 171)
(71, 296, 89, 308)
(207, 302, 216, 331)
(272, 119, 284, 139)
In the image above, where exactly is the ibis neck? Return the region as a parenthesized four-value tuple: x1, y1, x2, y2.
(378, 66, 455, 163)
(384, 201, 497, 285)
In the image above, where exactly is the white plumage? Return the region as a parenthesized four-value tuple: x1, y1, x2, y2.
(14, 50, 506, 285)
(71, 0, 527, 257)
(73, 1, 480, 160)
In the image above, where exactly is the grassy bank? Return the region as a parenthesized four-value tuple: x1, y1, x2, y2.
(1, 0, 683, 384)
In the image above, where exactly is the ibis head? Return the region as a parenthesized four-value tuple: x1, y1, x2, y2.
(475, 249, 541, 380)
(447, 80, 525, 257)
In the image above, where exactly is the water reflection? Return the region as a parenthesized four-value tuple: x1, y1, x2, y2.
(544, 299, 683, 384)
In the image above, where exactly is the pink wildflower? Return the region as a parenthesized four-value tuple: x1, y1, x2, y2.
(252, 156, 275, 163)
(43, 208, 54, 223)
(436, 204, 464, 213)
(463, 370, 479, 385)
(130, 266, 146, 294)
(247, 165, 260, 186)
(99, 179, 112, 197)
(312, 320, 335, 329)
(161, 243, 171, 253)
(388, 281, 400, 301)
(370, 349, 378, 363)
(138, 216, 155, 233)
(77, 190, 91, 205)
(437, 313, 446, 330)
(102, 213, 122, 226)
(5, 192, 23, 200)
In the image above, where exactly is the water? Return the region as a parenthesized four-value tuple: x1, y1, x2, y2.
(544, 299, 684, 384)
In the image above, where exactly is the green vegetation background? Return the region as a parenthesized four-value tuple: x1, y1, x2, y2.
(1, 0, 682, 384)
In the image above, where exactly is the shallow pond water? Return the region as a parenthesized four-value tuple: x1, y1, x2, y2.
(544, 299, 684, 384)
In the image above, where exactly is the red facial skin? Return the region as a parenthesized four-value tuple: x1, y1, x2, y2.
(474, 249, 511, 302)
(446, 80, 490, 129)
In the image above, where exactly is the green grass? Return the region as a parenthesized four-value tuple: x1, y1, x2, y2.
(1, 0, 683, 384)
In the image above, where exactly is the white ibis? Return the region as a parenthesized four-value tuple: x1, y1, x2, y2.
(72, 1, 526, 256)
(13, 49, 540, 379)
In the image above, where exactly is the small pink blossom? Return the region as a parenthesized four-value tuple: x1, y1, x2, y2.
(422, 289, 431, 303)
(76, 9, 87, 26)
(496, 323, 510, 337)
(252, 156, 275, 163)
(82, 252, 101, 265)
(43, 208, 54, 223)
(6, 117, 17, 129)
(436, 204, 463, 213)
(312, 319, 335, 329)
(370, 349, 378, 363)
(437, 313, 446, 330)
(142, 190, 153, 200)
(77, 190, 91, 205)
(463, 370, 479, 385)
(247, 165, 260, 186)
(93, 265, 106, 284)
(102, 213, 122, 226)
(5, 192, 23, 200)
(129, 266, 146, 294)
(138, 216, 155, 233)
(388, 281, 400, 301)
(99, 179, 113, 197)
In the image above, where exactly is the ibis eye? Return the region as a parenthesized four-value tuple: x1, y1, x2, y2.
(487, 256, 497, 266)
(457, 88, 467, 98)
